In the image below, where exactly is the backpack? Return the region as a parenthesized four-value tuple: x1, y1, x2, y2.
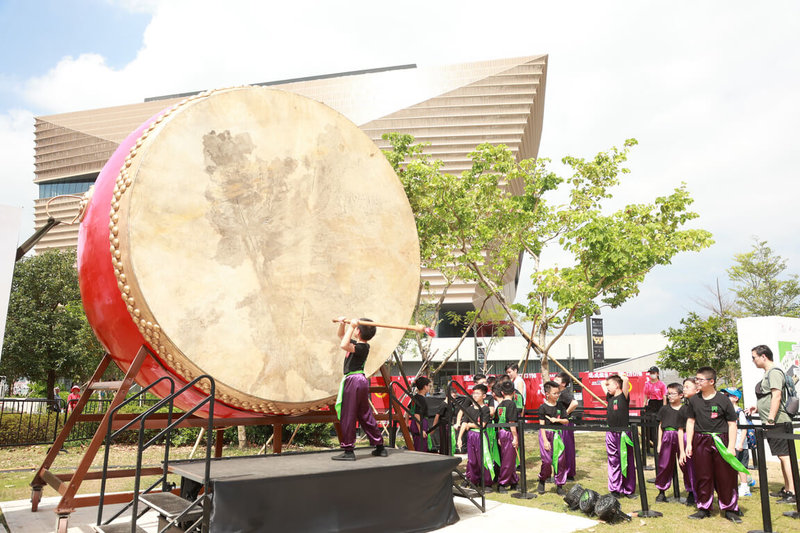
(769, 367, 799, 418)
(743, 412, 757, 449)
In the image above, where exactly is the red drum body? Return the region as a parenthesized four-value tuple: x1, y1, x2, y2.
(77, 87, 420, 417)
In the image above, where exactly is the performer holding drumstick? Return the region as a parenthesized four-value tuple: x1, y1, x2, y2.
(332, 317, 388, 461)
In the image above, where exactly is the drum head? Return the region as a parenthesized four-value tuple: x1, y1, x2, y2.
(111, 87, 419, 413)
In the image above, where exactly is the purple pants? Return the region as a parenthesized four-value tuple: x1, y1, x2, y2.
(606, 431, 636, 495)
(410, 417, 428, 452)
(497, 429, 519, 486)
(681, 432, 695, 494)
(692, 433, 738, 511)
(655, 430, 680, 491)
(563, 421, 576, 477)
(539, 430, 568, 485)
(466, 431, 493, 486)
(339, 373, 383, 451)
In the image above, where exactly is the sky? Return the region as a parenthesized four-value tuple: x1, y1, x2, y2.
(1, 0, 799, 336)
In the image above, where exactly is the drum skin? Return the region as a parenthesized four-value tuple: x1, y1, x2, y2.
(77, 87, 420, 417)
(78, 108, 239, 417)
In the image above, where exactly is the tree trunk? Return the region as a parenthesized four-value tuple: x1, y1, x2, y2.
(237, 426, 247, 448)
(46, 370, 56, 401)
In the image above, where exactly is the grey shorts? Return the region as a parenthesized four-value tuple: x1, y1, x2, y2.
(766, 426, 791, 456)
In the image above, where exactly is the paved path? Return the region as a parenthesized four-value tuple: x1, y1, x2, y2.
(1, 494, 597, 532)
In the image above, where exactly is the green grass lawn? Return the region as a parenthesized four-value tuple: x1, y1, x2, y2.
(477, 430, 798, 532)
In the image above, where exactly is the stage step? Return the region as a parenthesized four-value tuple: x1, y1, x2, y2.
(92, 522, 147, 533)
(139, 492, 203, 520)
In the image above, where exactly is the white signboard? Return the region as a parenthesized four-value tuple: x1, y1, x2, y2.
(737, 316, 800, 459)
(0, 205, 22, 363)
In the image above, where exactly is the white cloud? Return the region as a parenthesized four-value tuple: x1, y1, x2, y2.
(0, 109, 36, 241)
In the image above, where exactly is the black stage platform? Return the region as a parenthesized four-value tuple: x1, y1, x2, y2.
(169, 448, 462, 533)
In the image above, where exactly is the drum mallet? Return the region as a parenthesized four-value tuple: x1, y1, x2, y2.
(332, 318, 436, 337)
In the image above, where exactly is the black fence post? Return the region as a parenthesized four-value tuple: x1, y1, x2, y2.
(751, 427, 774, 533)
(781, 422, 799, 520)
(511, 416, 536, 500)
(641, 414, 653, 471)
(671, 461, 681, 501)
(631, 421, 662, 518)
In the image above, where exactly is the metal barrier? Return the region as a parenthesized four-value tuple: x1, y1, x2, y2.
(0, 397, 161, 447)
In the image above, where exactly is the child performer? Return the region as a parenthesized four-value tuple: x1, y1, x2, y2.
(537, 380, 569, 494)
(655, 383, 685, 502)
(722, 387, 753, 497)
(601, 373, 636, 498)
(554, 372, 579, 480)
(456, 384, 494, 487)
(684, 366, 746, 523)
(332, 317, 387, 461)
(409, 377, 431, 452)
(495, 380, 520, 491)
(678, 377, 698, 505)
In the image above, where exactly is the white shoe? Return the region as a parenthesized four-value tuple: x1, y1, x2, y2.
(738, 484, 751, 497)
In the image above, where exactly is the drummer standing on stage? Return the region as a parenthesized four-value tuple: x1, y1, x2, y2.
(554, 373, 579, 480)
(643, 366, 667, 451)
(333, 317, 387, 461)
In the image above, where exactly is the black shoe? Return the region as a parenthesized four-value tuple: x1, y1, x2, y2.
(770, 487, 788, 498)
(610, 491, 622, 498)
(332, 450, 356, 461)
(537, 480, 545, 494)
(509, 483, 518, 491)
(625, 492, 637, 499)
(689, 509, 711, 519)
(567, 476, 576, 481)
(777, 491, 796, 504)
(655, 491, 667, 503)
(497, 485, 508, 494)
(685, 492, 695, 506)
(725, 510, 743, 524)
(556, 485, 566, 496)
(372, 445, 388, 457)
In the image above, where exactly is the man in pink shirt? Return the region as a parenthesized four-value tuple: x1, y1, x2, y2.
(644, 366, 667, 452)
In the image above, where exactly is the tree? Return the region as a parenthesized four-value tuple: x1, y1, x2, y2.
(385, 135, 713, 385)
(1, 249, 101, 400)
(658, 312, 740, 385)
(728, 238, 800, 317)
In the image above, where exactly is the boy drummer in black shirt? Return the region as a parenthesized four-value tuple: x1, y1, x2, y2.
(654, 382, 686, 502)
(684, 366, 744, 523)
(332, 317, 387, 461)
(601, 373, 636, 498)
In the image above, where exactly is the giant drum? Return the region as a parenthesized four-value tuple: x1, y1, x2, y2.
(78, 87, 420, 417)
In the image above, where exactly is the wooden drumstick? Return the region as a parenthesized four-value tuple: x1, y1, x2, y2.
(332, 318, 436, 337)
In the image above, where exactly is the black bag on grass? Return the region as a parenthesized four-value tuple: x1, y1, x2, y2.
(564, 483, 584, 510)
(594, 493, 631, 523)
(579, 489, 599, 516)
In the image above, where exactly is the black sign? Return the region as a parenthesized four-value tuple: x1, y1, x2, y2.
(590, 317, 604, 366)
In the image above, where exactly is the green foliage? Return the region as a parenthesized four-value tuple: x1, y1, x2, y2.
(728, 239, 800, 317)
(0, 412, 61, 446)
(1, 249, 102, 397)
(659, 312, 740, 384)
(384, 133, 713, 374)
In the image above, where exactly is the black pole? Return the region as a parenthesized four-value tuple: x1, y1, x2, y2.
(781, 422, 799, 520)
(642, 415, 653, 470)
(671, 459, 681, 501)
(749, 427, 774, 533)
(511, 416, 536, 499)
(631, 422, 662, 517)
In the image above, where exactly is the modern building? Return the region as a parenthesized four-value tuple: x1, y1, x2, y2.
(31, 55, 548, 331)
